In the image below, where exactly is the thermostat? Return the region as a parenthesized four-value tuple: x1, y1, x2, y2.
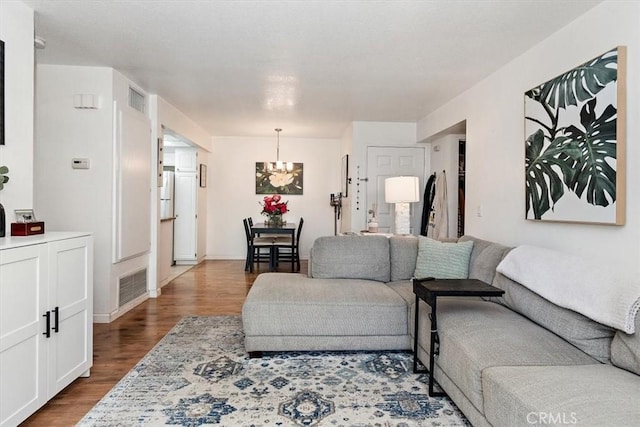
(72, 158, 90, 169)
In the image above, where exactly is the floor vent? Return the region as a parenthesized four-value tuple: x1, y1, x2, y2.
(119, 269, 147, 307)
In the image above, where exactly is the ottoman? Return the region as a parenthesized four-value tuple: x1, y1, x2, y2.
(242, 272, 411, 355)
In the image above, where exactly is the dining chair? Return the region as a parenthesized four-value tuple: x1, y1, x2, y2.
(273, 217, 304, 272)
(243, 218, 274, 272)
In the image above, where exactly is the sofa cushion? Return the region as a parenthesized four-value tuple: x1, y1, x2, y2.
(414, 237, 473, 279)
(429, 299, 597, 414)
(458, 235, 511, 284)
(483, 364, 640, 427)
(491, 272, 615, 363)
(385, 280, 414, 307)
(243, 273, 407, 337)
(611, 312, 640, 375)
(309, 235, 390, 282)
(389, 236, 418, 281)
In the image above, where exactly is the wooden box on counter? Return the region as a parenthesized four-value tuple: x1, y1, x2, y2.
(11, 221, 45, 236)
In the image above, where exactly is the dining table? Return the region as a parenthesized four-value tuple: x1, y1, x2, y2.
(251, 221, 298, 271)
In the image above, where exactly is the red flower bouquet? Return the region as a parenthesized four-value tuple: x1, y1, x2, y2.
(260, 195, 289, 225)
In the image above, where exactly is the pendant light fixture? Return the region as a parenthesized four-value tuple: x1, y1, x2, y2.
(266, 128, 293, 172)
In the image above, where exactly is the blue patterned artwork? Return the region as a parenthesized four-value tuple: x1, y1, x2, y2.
(78, 316, 469, 426)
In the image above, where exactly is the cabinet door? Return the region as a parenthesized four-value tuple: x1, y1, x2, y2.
(174, 172, 197, 261)
(47, 236, 94, 396)
(175, 149, 197, 172)
(0, 245, 48, 427)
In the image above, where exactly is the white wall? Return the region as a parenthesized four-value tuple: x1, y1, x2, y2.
(156, 97, 211, 151)
(207, 136, 341, 260)
(417, 0, 640, 274)
(0, 1, 34, 216)
(35, 65, 115, 318)
(347, 121, 422, 232)
(35, 65, 153, 322)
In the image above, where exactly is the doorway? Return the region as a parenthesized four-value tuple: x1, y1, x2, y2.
(159, 128, 199, 286)
(458, 139, 466, 238)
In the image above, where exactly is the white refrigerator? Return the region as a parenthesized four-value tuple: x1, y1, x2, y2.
(160, 171, 175, 219)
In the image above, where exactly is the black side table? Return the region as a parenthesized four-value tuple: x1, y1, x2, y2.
(412, 277, 505, 397)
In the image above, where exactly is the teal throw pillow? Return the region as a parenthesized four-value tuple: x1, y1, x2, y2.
(413, 237, 474, 279)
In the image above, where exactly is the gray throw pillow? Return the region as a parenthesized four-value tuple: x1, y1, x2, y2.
(413, 237, 473, 279)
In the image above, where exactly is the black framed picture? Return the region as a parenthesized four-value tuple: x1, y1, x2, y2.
(1, 40, 5, 146)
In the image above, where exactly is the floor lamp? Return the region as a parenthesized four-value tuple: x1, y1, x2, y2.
(385, 176, 420, 235)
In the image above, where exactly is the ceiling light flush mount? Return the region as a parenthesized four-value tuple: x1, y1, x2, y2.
(266, 128, 293, 173)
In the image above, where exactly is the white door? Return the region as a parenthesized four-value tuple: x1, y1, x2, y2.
(366, 147, 426, 234)
(174, 172, 197, 263)
(0, 244, 49, 427)
(47, 236, 93, 396)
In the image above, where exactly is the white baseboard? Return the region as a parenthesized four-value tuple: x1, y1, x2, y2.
(175, 260, 198, 265)
(93, 292, 150, 323)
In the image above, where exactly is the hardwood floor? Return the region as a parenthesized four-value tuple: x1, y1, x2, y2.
(22, 259, 305, 426)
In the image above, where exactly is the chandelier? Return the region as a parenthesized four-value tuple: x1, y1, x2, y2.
(266, 128, 293, 172)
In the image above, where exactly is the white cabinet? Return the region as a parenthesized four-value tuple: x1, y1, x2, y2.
(175, 148, 197, 172)
(0, 233, 93, 427)
(0, 243, 48, 427)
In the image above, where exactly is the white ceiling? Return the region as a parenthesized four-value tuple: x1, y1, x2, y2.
(23, 0, 601, 138)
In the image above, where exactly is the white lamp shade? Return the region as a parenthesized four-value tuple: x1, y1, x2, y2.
(385, 176, 420, 203)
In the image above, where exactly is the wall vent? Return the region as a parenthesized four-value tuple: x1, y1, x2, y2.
(119, 268, 147, 307)
(128, 87, 146, 113)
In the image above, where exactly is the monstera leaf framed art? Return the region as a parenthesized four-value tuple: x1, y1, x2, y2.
(524, 46, 626, 225)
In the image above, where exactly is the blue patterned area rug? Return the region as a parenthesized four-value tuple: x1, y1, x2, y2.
(78, 316, 469, 427)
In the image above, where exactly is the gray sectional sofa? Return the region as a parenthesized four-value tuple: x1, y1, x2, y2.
(242, 235, 640, 426)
